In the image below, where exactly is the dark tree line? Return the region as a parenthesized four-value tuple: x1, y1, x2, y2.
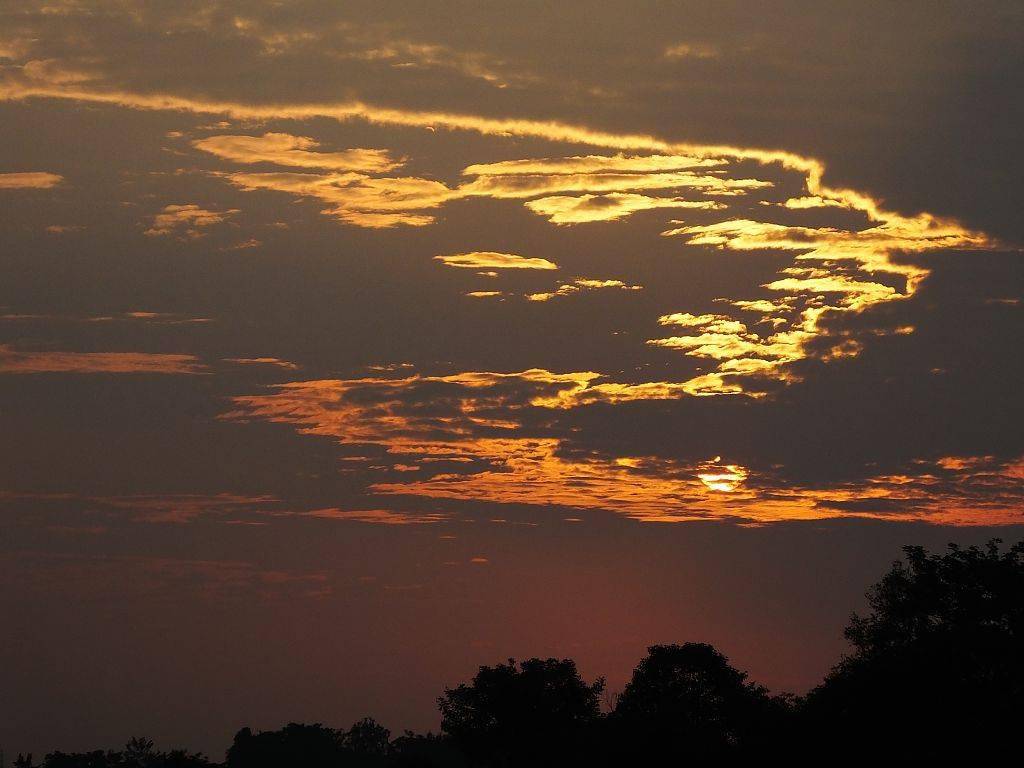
(14, 540, 1024, 767)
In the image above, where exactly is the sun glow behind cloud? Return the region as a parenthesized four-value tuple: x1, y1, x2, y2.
(220, 370, 1024, 525)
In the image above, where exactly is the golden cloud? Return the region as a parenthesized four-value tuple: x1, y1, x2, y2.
(463, 154, 725, 175)
(0, 71, 994, 394)
(525, 193, 723, 224)
(526, 277, 642, 301)
(435, 251, 558, 270)
(192, 132, 403, 172)
(144, 203, 238, 239)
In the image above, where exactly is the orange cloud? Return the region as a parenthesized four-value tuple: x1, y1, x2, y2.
(224, 357, 300, 370)
(223, 369, 1024, 525)
(0, 171, 63, 188)
(0, 345, 206, 374)
(301, 508, 448, 525)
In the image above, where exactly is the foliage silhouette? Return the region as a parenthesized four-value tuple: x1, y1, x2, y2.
(14, 738, 213, 768)
(606, 643, 793, 762)
(11, 540, 1024, 766)
(803, 539, 1024, 760)
(437, 657, 604, 767)
(226, 720, 393, 768)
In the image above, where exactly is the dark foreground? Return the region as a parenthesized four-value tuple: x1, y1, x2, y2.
(14, 541, 1024, 767)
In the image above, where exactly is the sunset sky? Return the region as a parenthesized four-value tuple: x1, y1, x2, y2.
(2, 0, 1022, 757)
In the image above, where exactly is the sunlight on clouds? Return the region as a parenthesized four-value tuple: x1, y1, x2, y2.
(144, 203, 238, 239)
(334, 210, 436, 228)
(525, 193, 723, 224)
(763, 274, 897, 306)
(0, 171, 63, 188)
(0, 56, 1010, 526)
(463, 154, 725, 175)
(664, 42, 721, 60)
(697, 458, 749, 492)
(192, 132, 404, 172)
(0, 70, 994, 396)
(225, 370, 1024, 525)
(435, 252, 558, 270)
(526, 278, 642, 302)
(779, 195, 851, 209)
(224, 357, 300, 370)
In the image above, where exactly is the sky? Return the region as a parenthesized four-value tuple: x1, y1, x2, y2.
(1, 0, 1022, 757)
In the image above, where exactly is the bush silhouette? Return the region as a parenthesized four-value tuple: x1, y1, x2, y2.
(18, 739, 213, 768)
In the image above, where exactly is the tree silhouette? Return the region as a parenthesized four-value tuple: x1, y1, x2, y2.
(608, 643, 791, 762)
(438, 658, 604, 767)
(805, 540, 1024, 759)
(340, 718, 391, 758)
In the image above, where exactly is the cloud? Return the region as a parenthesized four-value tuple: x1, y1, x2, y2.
(0, 60, 997, 405)
(779, 195, 851, 209)
(217, 160, 760, 228)
(463, 154, 725, 176)
(224, 357, 300, 370)
(220, 170, 448, 225)
(96, 493, 278, 524)
(525, 193, 723, 224)
(458, 170, 769, 201)
(192, 132, 403, 172)
(222, 364, 1024, 525)
(3, 550, 331, 602)
(332, 209, 435, 228)
(526, 278, 642, 301)
(658, 313, 748, 333)
(144, 203, 238, 239)
(435, 251, 558, 270)
(0, 345, 207, 374)
(0, 171, 63, 188)
(0, 44, 1014, 523)
(664, 42, 721, 60)
(301, 508, 448, 525)
(763, 274, 897, 306)
(0, 311, 211, 325)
